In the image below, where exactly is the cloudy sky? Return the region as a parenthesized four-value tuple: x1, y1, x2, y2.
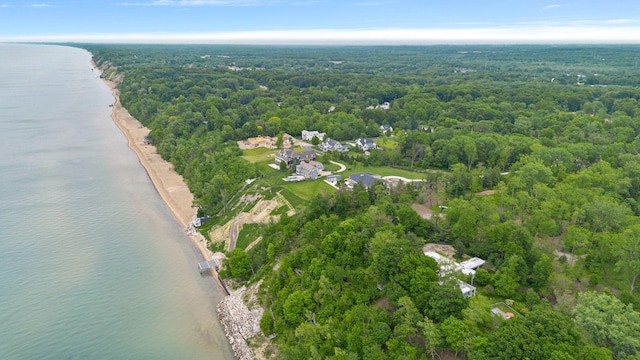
(1, 0, 639, 44)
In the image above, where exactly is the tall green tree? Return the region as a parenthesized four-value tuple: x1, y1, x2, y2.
(614, 224, 640, 293)
(441, 316, 472, 358)
(573, 291, 640, 359)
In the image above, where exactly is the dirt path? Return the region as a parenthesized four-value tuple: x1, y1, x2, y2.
(228, 219, 241, 251)
(244, 237, 263, 252)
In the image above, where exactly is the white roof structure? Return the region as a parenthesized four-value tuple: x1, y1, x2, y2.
(459, 281, 477, 298)
(460, 257, 485, 270)
(424, 252, 485, 277)
(424, 251, 448, 263)
(424, 251, 461, 275)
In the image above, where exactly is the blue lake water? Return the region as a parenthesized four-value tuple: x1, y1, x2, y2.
(0, 44, 234, 359)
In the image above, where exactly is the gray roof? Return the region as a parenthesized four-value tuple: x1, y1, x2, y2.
(323, 138, 340, 146)
(348, 172, 381, 188)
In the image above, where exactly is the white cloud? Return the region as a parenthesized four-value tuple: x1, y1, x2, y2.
(5, 26, 640, 44)
(542, 4, 563, 10)
(603, 19, 636, 24)
(569, 19, 637, 26)
(30, 3, 52, 7)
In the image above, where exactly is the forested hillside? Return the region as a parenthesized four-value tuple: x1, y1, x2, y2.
(82, 44, 640, 359)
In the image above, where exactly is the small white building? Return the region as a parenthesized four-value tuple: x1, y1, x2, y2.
(459, 281, 477, 298)
(326, 174, 342, 183)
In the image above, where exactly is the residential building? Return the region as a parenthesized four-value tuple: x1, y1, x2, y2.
(320, 138, 349, 153)
(296, 161, 324, 180)
(424, 251, 485, 297)
(355, 137, 377, 151)
(459, 281, 477, 298)
(275, 148, 317, 167)
(301, 130, 326, 142)
(380, 124, 393, 134)
(326, 174, 342, 183)
(424, 252, 486, 277)
(347, 172, 382, 189)
(275, 148, 297, 167)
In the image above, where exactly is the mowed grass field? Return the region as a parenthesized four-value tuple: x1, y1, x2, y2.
(242, 147, 437, 210)
(241, 147, 279, 163)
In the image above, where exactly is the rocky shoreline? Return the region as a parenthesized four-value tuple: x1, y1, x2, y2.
(216, 283, 264, 360)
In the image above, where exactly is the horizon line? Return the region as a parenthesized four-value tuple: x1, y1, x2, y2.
(3, 26, 640, 45)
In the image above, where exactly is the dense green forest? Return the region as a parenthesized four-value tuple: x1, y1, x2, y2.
(81, 44, 640, 359)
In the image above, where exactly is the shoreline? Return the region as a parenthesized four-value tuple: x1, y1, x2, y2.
(97, 66, 214, 263)
(94, 60, 260, 360)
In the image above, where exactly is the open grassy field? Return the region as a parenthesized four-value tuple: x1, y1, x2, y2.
(283, 178, 336, 201)
(241, 147, 279, 163)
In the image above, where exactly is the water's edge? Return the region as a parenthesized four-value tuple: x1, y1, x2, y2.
(91, 53, 254, 360)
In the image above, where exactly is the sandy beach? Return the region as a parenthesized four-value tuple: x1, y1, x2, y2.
(96, 63, 260, 360)
(97, 67, 213, 264)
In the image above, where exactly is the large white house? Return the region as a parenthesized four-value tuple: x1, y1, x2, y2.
(355, 137, 377, 151)
(301, 130, 326, 142)
(320, 138, 349, 153)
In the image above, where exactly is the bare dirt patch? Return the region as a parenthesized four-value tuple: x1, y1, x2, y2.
(422, 243, 456, 259)
(372, 296, 394, 311)
(412, 203, 434, 220)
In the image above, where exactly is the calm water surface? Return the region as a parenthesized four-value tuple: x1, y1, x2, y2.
(0, 44, 234, 359)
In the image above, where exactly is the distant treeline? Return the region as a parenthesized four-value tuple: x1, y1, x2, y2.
(79, 44, 640, 359)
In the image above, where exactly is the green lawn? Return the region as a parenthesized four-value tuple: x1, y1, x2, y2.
(283, 178, 336, 202)
(236, 223, 266, 250)
(342, 165, 436, 179)
(278, 188, 306, 210)
(242, 147, 279, 163)
(320, 161, 341, 172)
